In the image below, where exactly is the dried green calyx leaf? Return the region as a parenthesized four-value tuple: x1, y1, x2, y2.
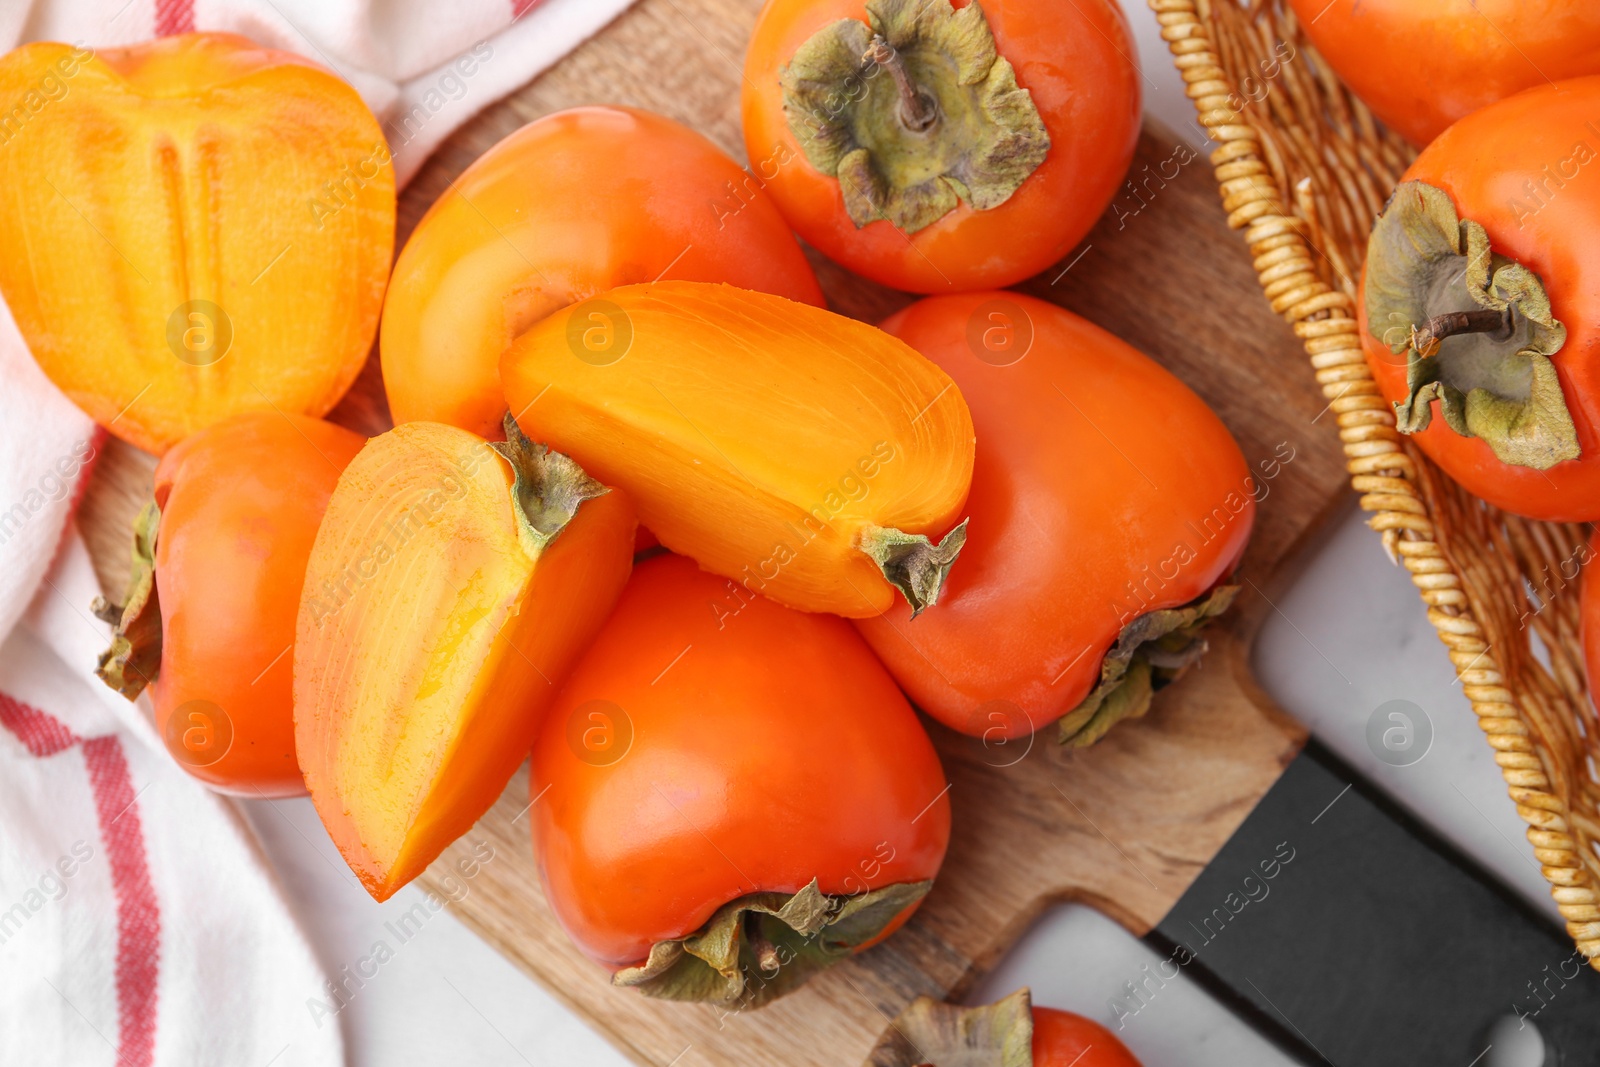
(1364, 180, 1577, 470)
(612, 877, 930, 1007)
(868, 987, 1035, 1067)
(1057, 584, 1239, 747)
(780, 0, 1050, 234)
(860, 518, 968, 617)
(491, 412, 608, 558)
(92, 500, 163, 701)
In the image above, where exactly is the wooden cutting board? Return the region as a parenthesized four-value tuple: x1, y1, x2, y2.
(77, 1, 1353, 1063)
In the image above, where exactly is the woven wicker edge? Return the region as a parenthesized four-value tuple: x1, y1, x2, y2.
(1146, 0, 1600, 967)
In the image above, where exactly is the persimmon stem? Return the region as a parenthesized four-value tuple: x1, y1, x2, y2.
(860, 519, 969, 618)
(784, 4, 1049, 233)
(745, 914, 782, 975)
(1412, 308, 1509, 355)
(863, 35, 939, 132)
(93, 499, 163, 701)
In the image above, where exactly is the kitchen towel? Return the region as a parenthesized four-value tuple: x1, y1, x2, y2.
(0, 1, 634, 1063)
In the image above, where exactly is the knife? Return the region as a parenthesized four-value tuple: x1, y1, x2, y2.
(1148, 739, 1600, 1065)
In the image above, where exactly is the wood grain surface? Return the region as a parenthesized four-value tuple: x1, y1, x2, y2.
(76, 1, 1354, 1064)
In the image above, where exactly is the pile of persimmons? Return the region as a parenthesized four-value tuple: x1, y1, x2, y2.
(7, 0, 1600, 1063)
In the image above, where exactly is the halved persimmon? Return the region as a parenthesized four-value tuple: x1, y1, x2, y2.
(0, 33, 393, 454)
(294, 416, 634, 899)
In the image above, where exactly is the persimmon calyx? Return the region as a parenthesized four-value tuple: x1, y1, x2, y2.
(489, 413, 609, 559)
(1057, 583, 1239, 747)
(779, 0, 1050, 235)
(860, 518, 969, 618)
(92, 500, 163, 701)
(868, 987, 1035, 1067)
(612, 877, 930, 1006)
(1365, 180, 1577, 470)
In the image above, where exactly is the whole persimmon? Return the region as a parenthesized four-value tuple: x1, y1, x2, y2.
(872, 989, 1144, 1066)
(94, 412, 364, 796)
(530, 553, 950, 1005)
(1286, 0, 1600, 148)
(1359, 77, 1600, 522)
(854, 292, 1253, 746)
(741, 0, 1140, 292)
(1030, 1007, 1142, 1066)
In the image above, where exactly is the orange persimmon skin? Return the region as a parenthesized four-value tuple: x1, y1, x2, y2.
(1357, 78, 1600, 523)
(150, 412, 363, 796)
(741, 0, 1140, 293)
(1285, 1, 1600, 149)
(1032, 1008, 1142, 1066)
(381, 105, 825, 439)
(0, 33, 393, 455)
(855, 293, 1253, 740)
(531, 553, 951, 968)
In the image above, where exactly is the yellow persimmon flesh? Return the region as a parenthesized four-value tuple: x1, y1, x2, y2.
(294, 419, 635, 900)
(501, 281, 975, 617)
(0, 33, 394, 455)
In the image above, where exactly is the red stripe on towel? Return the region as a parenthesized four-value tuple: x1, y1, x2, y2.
(0, 689, 80, 757)
(84, 735, 161, 1067)
(0, 692, 161, 1067)
(154, 0, 195, 36)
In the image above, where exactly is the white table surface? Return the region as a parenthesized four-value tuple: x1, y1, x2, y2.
(239, 5, 1562, 1065)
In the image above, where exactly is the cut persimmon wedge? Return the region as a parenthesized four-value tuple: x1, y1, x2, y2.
(501, 281, 976, 617)
(294, 416, 634, 900)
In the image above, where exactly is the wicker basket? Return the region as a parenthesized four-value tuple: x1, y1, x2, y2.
(1149, 0, 1600, 968)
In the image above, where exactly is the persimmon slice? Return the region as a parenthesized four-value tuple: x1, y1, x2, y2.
(294, 417, 634, 899)
(501, 281, 975, 617)
(0, 33, 393, 454)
